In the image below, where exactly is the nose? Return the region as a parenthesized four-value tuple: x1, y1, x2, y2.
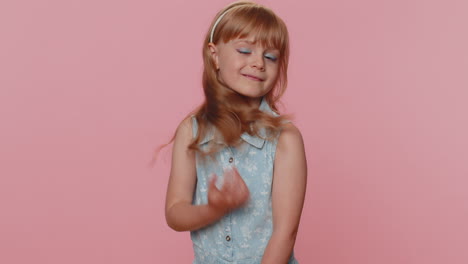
(250, 54, 265, 71)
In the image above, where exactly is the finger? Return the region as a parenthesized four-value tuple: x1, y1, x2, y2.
(241, 185, 250, 202)
(231, 167, 245, 186)
(222, 168, 234, 191)
(230, 168, 245, 192)
(208, 174, 223, 201)
(235, 176, 250, 205)
(224, 167, 234, 181)
(208, 174, 219, 191)
(236, 182, 249, 204)
(227, 169, 248, 206)
(223, 169, 238, 207)
(231, 166, 240, 177)
(208, 175, 225, 209)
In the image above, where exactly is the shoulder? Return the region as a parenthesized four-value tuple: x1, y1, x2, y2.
(277, 123, 305, 152)
(174, 116, 194, 145)
(177, 116, 194, 131)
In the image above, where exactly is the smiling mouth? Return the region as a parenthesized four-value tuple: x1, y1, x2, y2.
(242, 74, 264, 82)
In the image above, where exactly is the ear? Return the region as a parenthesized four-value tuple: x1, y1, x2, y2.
(208, 43, 219, 70)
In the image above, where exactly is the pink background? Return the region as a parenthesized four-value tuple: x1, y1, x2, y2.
(1, 0, 467, 263)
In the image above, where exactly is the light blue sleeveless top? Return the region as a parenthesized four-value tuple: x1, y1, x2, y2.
(190, 99, 298, 264)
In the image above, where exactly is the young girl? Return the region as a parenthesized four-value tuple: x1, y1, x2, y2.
(165, 1, 307, 263)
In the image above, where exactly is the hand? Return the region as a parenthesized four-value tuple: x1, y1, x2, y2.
(207, 167, 250, 213)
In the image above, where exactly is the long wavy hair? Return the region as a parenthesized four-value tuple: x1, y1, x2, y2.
(189, 1, 290, 154)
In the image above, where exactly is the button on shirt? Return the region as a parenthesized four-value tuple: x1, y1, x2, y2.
(190, 98, 298, 264)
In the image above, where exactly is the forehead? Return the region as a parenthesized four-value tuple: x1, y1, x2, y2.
(227, 37, 280, 51)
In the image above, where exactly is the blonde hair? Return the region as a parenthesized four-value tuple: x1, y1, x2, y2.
(189, 1, 290, 154)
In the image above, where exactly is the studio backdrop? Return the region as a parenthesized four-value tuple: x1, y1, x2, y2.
(0, 0, 467, 263)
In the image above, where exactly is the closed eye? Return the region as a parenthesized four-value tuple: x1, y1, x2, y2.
(237, 48, 252, 54)
(264, 53, 278, 62)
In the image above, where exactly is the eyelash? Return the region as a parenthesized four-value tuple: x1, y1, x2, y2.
(236, 49, 278, 62)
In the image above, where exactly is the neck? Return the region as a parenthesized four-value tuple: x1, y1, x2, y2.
(246, 97, 262, 108)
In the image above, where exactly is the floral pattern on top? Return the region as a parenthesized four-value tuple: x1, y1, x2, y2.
(190, 98, 298, 264)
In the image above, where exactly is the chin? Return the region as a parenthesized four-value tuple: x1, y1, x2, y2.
(226, 83, 271, 99)
(237, 91, 265, 99)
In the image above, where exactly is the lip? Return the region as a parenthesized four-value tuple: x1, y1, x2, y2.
(242, 74, 264, 82)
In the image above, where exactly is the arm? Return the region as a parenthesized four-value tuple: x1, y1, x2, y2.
(262, 123, 307, 264)
(165, 118, 224, 232)
(165, 118, 249, 232)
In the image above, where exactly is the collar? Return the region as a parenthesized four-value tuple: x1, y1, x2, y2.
(199, 98, 277, 149)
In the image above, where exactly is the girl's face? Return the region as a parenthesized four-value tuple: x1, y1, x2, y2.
(209, 36, 280, 106)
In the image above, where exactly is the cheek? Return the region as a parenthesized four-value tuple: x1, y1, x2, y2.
(218, 57, 234, 72)
(219, 61, 241, 77)
(218, 67, 238, 84)
(268, 66, 280, 79)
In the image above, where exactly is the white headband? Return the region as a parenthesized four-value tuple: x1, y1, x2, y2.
(209, 9, 231, 43)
